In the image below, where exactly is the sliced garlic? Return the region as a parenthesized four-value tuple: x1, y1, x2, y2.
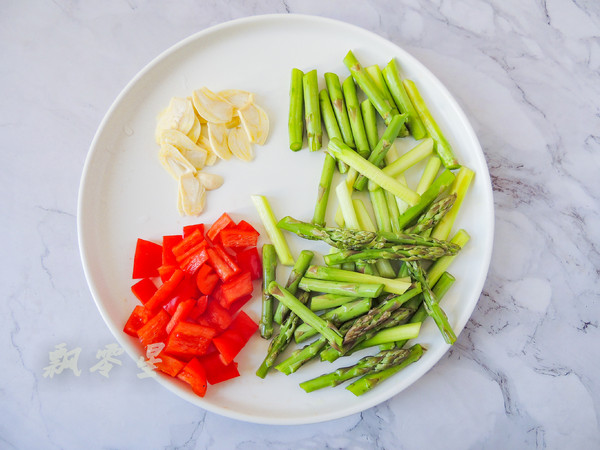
(225, 115, 241, 129)
(158, 143, 196, 180)
(227, 125, 254, 161)
(155, 97, 195, 143)
(207, 122, 232, 160)
(237, 102, 269, 145)
(192, 87, 234, 124)
(219, 89, 254, 110)
(197, 135, 218, 166)
(186, 116, 202, 143)
(159, 129, 207, 170)
(196, 172, 224, 191)
(178, 172, 206, 216)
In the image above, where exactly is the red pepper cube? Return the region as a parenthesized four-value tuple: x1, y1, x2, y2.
(171, 275, 200, 303)
(177, 358, 208, 397)
(187, 296, 209, 322)
(220, 229, 259, 249)
(236, 220, 260, 236)
(132, 238, 163, 279)
(158, 264, 177, 282)
(162, 235, 183, 266)
(123, 305, 152, 337)
(131, 278, 157, 305)
(180, 248, 209, 276)
(166, 298, 197, 334)
(196, 264, 220, 295)
(199, 353, 240, 384)
(220, 271, 253, 309)
(199, 300, 232, 332)
(206, 248, 235, 282)
(236, 247, 262, 280)
(207, 213, 235, 241)
(164, 322, 217, 359)
(145, 269, 185, 313)
(228, 294, 253, 315)
(213, 311, 258, 364)
(154, 353, 186, 377)
(137, 309, 171, 347)
(183, 223, 205, 239)
(172, 229, 204, 259)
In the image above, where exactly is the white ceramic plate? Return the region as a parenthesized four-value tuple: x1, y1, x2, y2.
(78, 14, 494, 425)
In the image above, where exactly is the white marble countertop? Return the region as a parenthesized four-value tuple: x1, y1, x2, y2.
(3, 1, 599, 448)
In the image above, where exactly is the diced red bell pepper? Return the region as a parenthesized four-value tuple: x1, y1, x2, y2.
(213, 311, 258, 364)
(183, 223, 205, 239)
(207, 212, 235, 241)
(137, 309, 171, 347)
(220, 229, 259, 248)
(199, 353, 240, 384)
(158, 264, 177, 282)
(196, 264, 220, 295)
(236, 220, 260, 236)
(180, 248, 209, 276)
(163, 296, 183, 316)
(123, 305, 152, 337)
(220, 271, 253, 309)
(145, 269, 185, 313)
(228, 294, 253, 314)
(131, 278, 157, 305)
(177, 358, 207, 397)
(215, 245, 240, 273)
(187, 296, 209, 322)
(154, 353, 186, 377)
(166, 298, 196, 334)
(132, 238, 163, 279)
(172, 229, 204, 258)
(175, 240, 208, 265)
(170, 274, 200, 303)
(206, 248, 235, 282)
(236, 247, 262, 280)
(162, 235, 183, 266)
(198, 300, 232, 332)
(164, 322, 217, 359)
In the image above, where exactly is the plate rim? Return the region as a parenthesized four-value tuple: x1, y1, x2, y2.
(77, 13, 495, 425)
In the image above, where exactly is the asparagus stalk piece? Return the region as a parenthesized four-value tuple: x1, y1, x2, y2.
(324, 72, 355, 149)
(431, 166, 475, 240)
(346, 344, 424, 396)
(259, 244, 277, 339)
(365, 64, 400, 117)
(382, 59, 427, 139)
(427, 229, 470, 286)
(269, 281, 344, 350)
(354, 114, 408, 191)
(303, 69, 322, 151)
(342, 76, 370, 159)
(360, 99, 379, 151)
(324, 244, 456, 265)
(295, 298, 373, 343)
(343, 50, 394, 125)
(354, 322, 421, 349)
(305, 265, 410, 295)
(407, 261, 456, 344)
(288, 68, 304, 151)
(381, 138, 434, 178)
(275, 336, 328, 375)
(319, 88, 348, 173)
(312, 153, 336, 227)
(298, 277, 384, 298)
(300, 348, 413, 393)
(403, 79, 459, 169)
(327, 138, 420, 205)
(273, 250, 314, 325)
(369, 188, 392, 232)
(310, 293, 360, 311)
(336, 181, 360, 230)
(404, 194, 456, 235)
(416, 156, 441, 195)
(251, 195, 294, 266)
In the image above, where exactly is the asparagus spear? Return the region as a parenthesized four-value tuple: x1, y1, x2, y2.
(319, 88, 348, 173)
(369, 188, 392, 232)
(404, 194, 456, 235)
(431, 166, 475, 240)
(365, 64, 400, 116)
(304, 265, 410, 295)
(275, 336, 328, 375)
(342, 76, 370, 159)
(298, 277, 384, 298)
(381, 138, 434, 178)
(288, 68, 304, 151)
(251, 195, 294, 266)
(269, 281, 344, 350)
(416, 156, 442, 195)
(427, 229, 470, 286)
(303, 69, 322, 151)
(312, 153, 336, 227)
(360, 99, 379, 151)
(259, 244, 277, 339)
(273, 250, 314, 325)
(346, 344, 424, 396)
(310, 293, 360, 311)
(324, 72, 355, 149)
(354, 322, 421, 349)
(300, 348, 412, 393)
(324, 245, 456, 265)
(403, 79, 459, 169)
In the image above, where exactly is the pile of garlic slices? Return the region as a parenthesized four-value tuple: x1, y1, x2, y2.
(155, 88, 269, 216)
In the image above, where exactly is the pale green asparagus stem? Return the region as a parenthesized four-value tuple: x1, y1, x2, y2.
(303, 69, 322, 151)
(325, 72, 355, 149)
(431, 167, 475, 240)
(319, 88, 348, 173)
(342, 76, 370, 159)
(251, 195, 294, 266)
(273, 250, 315, 324)
(416, 156, 442, 195)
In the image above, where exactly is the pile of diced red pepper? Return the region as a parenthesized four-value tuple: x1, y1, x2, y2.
(123, 213, 262, 397)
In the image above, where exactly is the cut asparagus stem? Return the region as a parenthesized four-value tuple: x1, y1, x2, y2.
(416, 156, 442, 195)
(427, 230, 470, 286)
(269, 281, 344, 350)
(384, 189, 402, 233)
(360, 99, 379, 151)
(310, 293, 360, 311)
(327, 138, 420, 205)
(404, 193, 456, 235)
(305, 265, 410, 295)
(403, 79, 459, 169)
(369, 188, 392, 232)
(288, 68, 305, 151)
(346, 344, 424, 396)
(259, 244, 277, 339)
(334, 204, 345, 227)
(342, 76, 370, 159)
(354, 114, 407, 191)
(431, 167, 475, 240)
(382, 59, 428, 139)
(273, 250, 315, 325)
(353, 199, 376, 232)
(295, 298, 373, 343)
(275, 336, 328, 375)
(303, 69, 322, 151)
(300, 347, 412, 393)
(352, 322, 421, 350)
(324, 244, 456, 265)
(407, 261, 456, 344)
(381, 138, 434, 178)
(312, 153, 336, 227)
(396, 169, 455, 230)
(251, 195, 294, 266)
(324, 72, 355, 149)
(365, 64, 400, 117)
(319, 88, 348, 173)
(343, 50, 394, 125)
(298, 277, 384, 298)
(336, 181, 360, 230)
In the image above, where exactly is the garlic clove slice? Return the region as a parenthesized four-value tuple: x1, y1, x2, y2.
(159, 129, 207, 170)
(192, 87, 234, 124)
(219, 89, 254, 110)
(237, 102, 269, 145)
(159, 143, 196, 180)
(155, 97, 195, 142)
(207, 122, 232, 160)
(227, 125, 254, 161)
(196, 172, 224, 191)
(186, 116, 202, 143)
(178, 172, 206, 216)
